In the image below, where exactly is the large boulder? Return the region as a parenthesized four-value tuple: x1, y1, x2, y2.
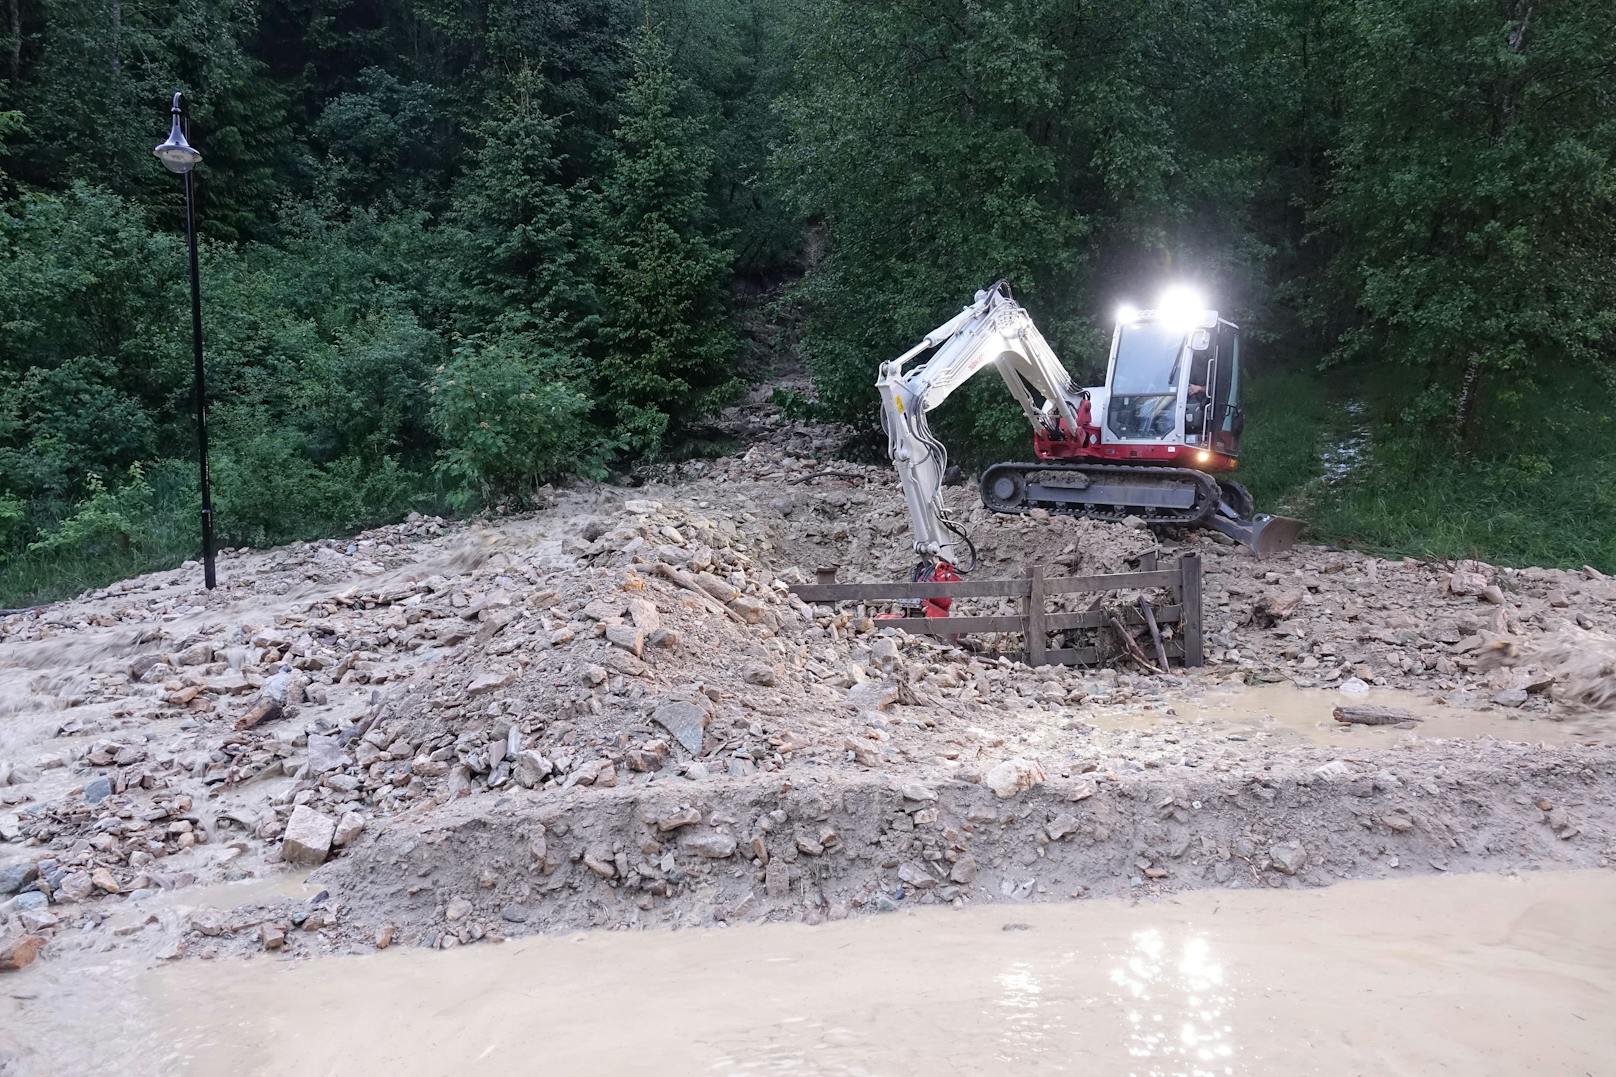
(281, 805, 337, 866)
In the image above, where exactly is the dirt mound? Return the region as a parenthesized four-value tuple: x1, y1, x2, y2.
(1477, 627, 1616, 711)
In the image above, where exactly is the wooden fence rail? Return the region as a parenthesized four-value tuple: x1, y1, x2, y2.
(789, 553, 1203, 669)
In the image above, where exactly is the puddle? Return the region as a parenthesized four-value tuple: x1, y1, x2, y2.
(1092, 680, 1596, 747)
(5, 870, 1613, 1075)
(104, 870, 318, 925)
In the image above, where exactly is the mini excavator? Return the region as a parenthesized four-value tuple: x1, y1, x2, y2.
(877, 281, 1301, 592)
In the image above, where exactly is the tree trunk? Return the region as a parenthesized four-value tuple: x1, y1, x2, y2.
(110, 0, 120, 76)
(1456, 357, 1482, 444)
(1458, 2, 1534, 443)
(8, 0, 19, 85)
(1497, 0, 1534, 130)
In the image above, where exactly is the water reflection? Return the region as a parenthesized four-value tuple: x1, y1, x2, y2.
(1110, 928, 1236, 1077)
(996, 961, 1049, 1060)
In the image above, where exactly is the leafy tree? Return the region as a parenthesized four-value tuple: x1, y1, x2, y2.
(5, 0, 298, 238)
(591, 21, 739, 458)
(1319, 0, 1616, 440)
(311, 68, 445, 207)
(5, 0, 1616, 598)
(0, 111, 25, 190)
(775, 0, 1270, 433)
(0, 185, 186, 498)
(658, 0, 799, 271)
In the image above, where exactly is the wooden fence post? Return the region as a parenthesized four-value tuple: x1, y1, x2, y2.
(1178, 553, 1203, 667)
(1025, 565, 1047, 667)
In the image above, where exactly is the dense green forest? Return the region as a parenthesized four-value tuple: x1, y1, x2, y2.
(1, 0, 1613, 603)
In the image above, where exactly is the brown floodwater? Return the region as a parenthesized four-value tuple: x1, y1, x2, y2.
(4, 869, 1613, 1075)
(1090, 680, 1602, 748)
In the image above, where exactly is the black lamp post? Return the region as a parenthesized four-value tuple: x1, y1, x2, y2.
(153, 91, 216, 590)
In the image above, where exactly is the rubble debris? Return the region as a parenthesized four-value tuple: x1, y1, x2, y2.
(652, 699, 710, 755)
(333, 812, 366, 847)
(236, 695, 283, 731)
(1109, 614, 1164, 674)
(1251, 589, 1305, 628)
(0, 861, 38, 895)
(260, 923, 287, 951)
(983, 758, 1047, 799)
(0, 393, 1612, 964)
(1269, 841, 1307, 875)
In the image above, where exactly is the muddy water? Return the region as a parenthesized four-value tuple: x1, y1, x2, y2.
(1094, 680, 1601, 747)
(7, 870, 1614, 1076)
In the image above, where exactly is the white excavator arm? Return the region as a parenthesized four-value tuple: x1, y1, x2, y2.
(877, 282, 1086, 570)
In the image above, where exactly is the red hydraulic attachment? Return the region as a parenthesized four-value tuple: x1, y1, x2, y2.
(875, 560, 962, 622)
(921, 561, 960, 617)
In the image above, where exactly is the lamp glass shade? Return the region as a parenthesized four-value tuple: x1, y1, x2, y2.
(153, 115, 202, 174)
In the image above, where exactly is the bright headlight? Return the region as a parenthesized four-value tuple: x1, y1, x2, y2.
(1158, 284, 1207, 330)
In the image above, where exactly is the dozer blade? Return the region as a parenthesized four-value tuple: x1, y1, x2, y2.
(1208, 512, 1304, 558)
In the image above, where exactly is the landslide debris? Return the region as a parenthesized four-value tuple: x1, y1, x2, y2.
(1, 401, 1612, 964)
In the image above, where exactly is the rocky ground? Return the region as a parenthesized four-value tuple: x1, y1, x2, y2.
(1, 401, 1614, 987)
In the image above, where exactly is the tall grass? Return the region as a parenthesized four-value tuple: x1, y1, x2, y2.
(0, 474, 199, 609)
(1240, 366, 1616, 572)
(1232, 368, 1329, 520)
(0, 463, 449, 609)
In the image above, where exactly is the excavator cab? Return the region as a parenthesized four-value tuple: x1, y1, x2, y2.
(1102, 298, 1242, 466)
(1104, 317, 1194, 440)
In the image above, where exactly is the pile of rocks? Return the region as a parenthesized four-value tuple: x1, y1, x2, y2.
(1203, 547, 1616, 707)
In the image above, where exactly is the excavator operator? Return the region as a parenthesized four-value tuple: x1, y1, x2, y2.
(1185, 352, 1211, 439)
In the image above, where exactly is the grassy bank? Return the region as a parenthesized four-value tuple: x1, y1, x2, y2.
(1240, 367, 1616, 573)
(0, 461, 444, 609)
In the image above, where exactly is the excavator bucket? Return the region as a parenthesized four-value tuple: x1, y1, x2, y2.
(1207, 512, 1305, 558)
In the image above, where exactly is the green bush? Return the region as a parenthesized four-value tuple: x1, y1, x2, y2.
(429, 336, 610, 509)
(1, 463, 197, 605)
(28, 465, 157, 558)
(1237, 366, 1616, 573)
(0, 496, 22, 548)
(211, 410, 421, 548)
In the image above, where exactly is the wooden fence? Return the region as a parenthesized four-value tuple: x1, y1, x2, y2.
(789, 552, 1202, 669)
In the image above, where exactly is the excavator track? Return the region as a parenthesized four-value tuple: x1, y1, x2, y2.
(978, 461, 1303, 557)
(980, 461, 1221, 525)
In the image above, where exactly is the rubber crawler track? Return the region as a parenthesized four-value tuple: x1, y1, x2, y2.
(979, 460, 1221, 526)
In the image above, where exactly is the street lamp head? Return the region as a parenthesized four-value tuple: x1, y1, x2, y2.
(153, 92, 202, 174)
